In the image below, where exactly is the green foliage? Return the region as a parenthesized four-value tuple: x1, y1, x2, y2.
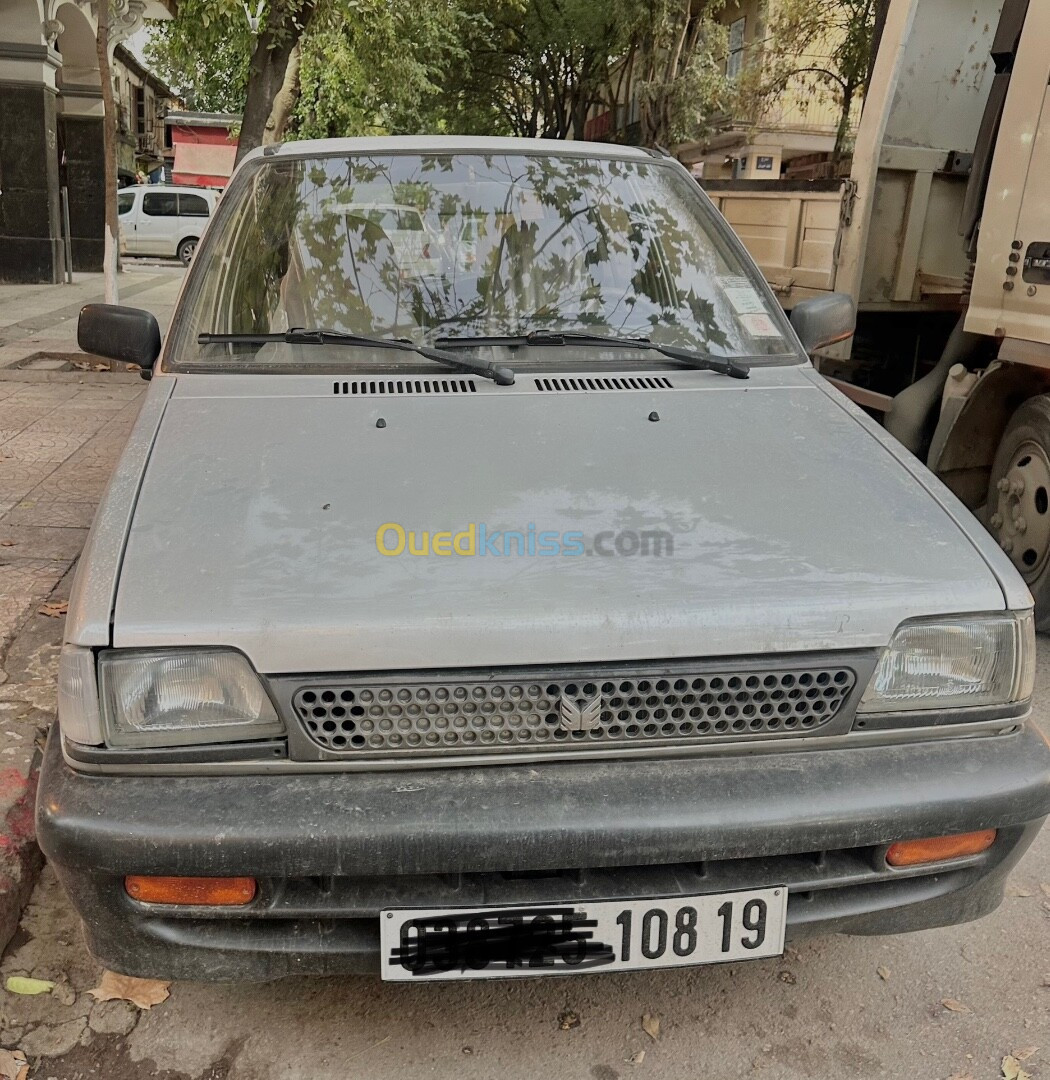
(146, 0, 848, 154)
(731, 0, 877, 158)
(294, 0, 471, 138)
(144, 0, 254, 111)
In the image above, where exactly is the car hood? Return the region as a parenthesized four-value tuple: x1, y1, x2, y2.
(113, 365, 1006, 673)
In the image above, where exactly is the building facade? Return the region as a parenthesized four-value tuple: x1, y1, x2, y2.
(582, 0, 860, 180)
(0, 0, 175, 282)
(681, 0, 856, 179)
(113, 44, 180, 185)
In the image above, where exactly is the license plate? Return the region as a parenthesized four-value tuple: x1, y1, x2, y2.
(380, 887, 786, 981)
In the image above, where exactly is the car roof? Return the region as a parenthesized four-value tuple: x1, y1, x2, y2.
(243, 135, 658, 165)
(123, 185, 216, 194)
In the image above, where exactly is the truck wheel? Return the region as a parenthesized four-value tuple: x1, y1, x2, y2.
(987, 395, 1050, 626)
(177, 237, 198, 266)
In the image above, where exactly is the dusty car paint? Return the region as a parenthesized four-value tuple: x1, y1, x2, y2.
(107, 363, 1007, 674)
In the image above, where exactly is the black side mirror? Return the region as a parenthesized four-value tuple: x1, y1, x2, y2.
(78, 304, 161, 379)
(789, 292, 856, 353)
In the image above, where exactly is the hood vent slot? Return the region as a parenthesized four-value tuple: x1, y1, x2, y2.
(535, 375, 674, 392)
(333, 378, 476, 396)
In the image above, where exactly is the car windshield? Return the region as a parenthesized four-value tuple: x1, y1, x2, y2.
(169, 150, 798, 370)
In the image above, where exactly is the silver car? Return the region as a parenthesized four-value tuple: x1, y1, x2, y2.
(38, 137, 1050, 983)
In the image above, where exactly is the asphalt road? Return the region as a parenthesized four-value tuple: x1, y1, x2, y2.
(3, 649, 1050, 1080)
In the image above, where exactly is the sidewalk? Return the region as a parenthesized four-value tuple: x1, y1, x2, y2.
(0, 265, 179, 951)
(0, 264, 184, 370)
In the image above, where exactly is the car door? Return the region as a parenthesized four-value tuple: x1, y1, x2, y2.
(136, 190, 179, 257)
(117, 189, 137, 254)
(176, 191, 211, 243)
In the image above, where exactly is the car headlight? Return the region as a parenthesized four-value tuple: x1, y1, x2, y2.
(858, 612, 1035, 714)
(98, 648, 283, 748)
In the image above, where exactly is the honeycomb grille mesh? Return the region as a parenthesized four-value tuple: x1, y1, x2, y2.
(291, 664, 857, 758)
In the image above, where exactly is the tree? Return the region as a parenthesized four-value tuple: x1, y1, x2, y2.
(732, 0, 877, 162)
(435, 0, 631, 140)
(145, 2, 252, 113)
(293, 0, 471, 139)
(145, 0, 317, 159)
(608, 0, 731, 148)
(146, 0, 478, 147)
(95, 0, 119, 302)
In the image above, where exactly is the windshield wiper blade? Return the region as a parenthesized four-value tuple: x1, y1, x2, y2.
(522, 330, 750, 379)
(196, 329, 515, 386)
(435, 330, 749, 379)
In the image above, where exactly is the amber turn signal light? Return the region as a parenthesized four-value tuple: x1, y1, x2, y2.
(885, 829, 997, 867)
(125, 875, 257, 906)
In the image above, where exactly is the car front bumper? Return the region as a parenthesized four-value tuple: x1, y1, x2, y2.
(37, 722, 1050, 981)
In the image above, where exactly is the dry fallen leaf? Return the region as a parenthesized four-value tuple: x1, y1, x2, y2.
(777, 970, 797, 985)
(0, 1048, 29, 1080)
(1007, 883, 1034, 898)
(0, 541, 14, 548)
(88, 970, 169, 1010)
(1013, 1048, 1039, 1062)
(877, 965, 891, 981)
(641, 1013, 660, 1041)
(1002, 1055, 1032, 1080)
(5, 975, 55, 995)
(625, 1050, 646, 1066)
(557, 1010, 580, 1031)
(37, 601, 68, 618)
(941, 998, 972, 1013)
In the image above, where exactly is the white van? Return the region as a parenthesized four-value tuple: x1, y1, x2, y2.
(117, 184, 219, 265)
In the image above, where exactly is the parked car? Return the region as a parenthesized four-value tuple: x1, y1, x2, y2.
(39, 136, 1049, 983)
(117, 184, 218, 265)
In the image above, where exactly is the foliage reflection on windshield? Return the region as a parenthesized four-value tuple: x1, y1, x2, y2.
(176, 152, 795, 366)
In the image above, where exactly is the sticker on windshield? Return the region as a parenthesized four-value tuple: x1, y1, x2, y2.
(721, 277, 767, 315)
(739, 313, 781, 337)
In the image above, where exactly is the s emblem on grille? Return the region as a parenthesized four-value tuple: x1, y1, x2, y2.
(558, 692, 603, 733)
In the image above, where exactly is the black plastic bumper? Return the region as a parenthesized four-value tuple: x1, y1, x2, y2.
(37, 723, 1050, 981)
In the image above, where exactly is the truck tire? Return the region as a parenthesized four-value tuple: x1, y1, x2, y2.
(987, 394, 1050, 627)
(177, 237, 198, 266)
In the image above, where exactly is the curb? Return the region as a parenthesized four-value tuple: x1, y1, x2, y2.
(0, 572, 79, 955)
(0, 756, 44, 954)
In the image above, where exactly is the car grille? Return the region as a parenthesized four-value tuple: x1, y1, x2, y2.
(287, 658, 861, 760)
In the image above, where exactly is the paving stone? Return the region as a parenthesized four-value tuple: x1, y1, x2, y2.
(0, 560, 69, 599)
(0, 406, 52, 433)
(0, 461, 59, 499)
(25, 410, 115, 435)
(1, 497, 99, 530)
(63, 391, 136, 412)
(32, 464, 113, 501)
(0, 525, 89, 561)
(0, 431, 92, 464)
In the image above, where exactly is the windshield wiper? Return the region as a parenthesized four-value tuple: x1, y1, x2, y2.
(196, 329, 515, 386)
(436, 329, 749, 379)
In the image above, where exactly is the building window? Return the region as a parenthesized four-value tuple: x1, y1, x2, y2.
(143, 191, 178, 217)
(727, 17, 746, 80)
(133, 86, 145, 136)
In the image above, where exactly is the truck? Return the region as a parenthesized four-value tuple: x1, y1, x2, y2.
(701, 0, 1050, 623)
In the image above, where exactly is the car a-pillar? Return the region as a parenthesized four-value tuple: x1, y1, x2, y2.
(926, 359, 1050, 627)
